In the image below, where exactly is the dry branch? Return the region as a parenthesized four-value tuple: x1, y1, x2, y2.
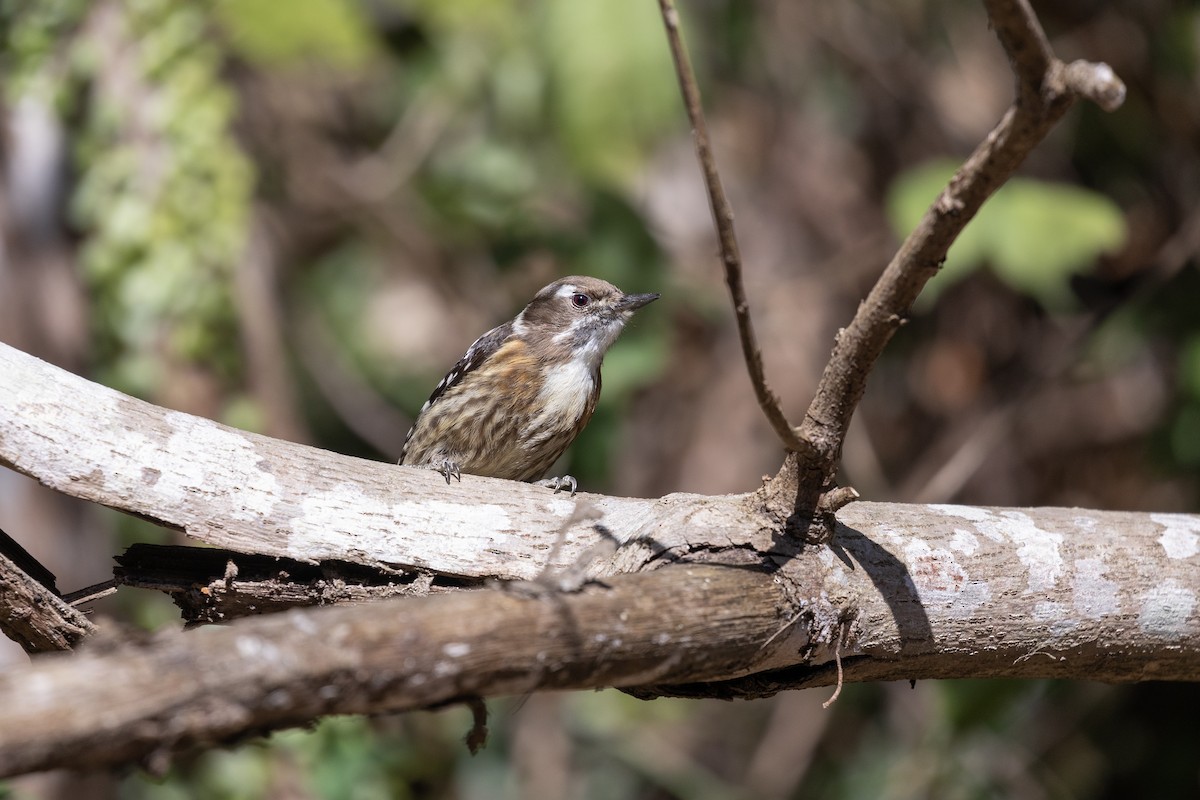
(795, 0, 1126, 488)
(1, 340, 1198, 775)
(114, 543, 438, 624)
(0, 564, 794, 776)
(2, 503, 1199, 777)
(0, 545, 95, 654)
(658, 0, 1126, 517)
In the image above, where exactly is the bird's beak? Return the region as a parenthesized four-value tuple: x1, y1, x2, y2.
(617, 292, 660, 312)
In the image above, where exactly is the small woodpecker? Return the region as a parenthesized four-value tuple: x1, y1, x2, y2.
(400, 276, 659, 495)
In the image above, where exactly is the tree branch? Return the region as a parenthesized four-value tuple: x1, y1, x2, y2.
(656, 0, 1126, 517)
(0, 0, 1150, 777)
(793, 0, 1126, 492)
(656, 0, 809, 456)
(114, 543, 439, 624)
(3, 502, 1199, 776)
(0, 340, 1197, 776)
(0, 342, 665, 581)
(0, 528, 96, 653)
(0, 565, 795, 776)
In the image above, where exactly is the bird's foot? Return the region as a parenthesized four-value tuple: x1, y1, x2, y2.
(434, 460, 462, 484)
(536, 475, 577, 496)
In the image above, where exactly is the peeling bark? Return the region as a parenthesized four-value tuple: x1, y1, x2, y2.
(0, 548, 95, 654)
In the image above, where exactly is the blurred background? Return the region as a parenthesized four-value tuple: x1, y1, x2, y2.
(1, 0, 1199, 797)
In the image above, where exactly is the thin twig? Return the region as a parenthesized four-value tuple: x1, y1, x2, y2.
(62, 579, 119, 606)
(463, 696, 489, 754)
(0, 525, 60, 595)
(821, 636, 844, 709)
(656, 0, 807, 455)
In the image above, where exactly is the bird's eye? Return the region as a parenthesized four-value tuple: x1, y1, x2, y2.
(571, 293, 590, 308)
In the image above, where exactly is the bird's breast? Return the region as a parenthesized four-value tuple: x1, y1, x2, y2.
(532, 357, 597, 431)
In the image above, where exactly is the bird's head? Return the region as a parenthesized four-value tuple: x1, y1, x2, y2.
(515, 276, 659, 367)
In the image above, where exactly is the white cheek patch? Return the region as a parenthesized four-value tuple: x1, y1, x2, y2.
(554, 318, 625, 366)
(552, 315, 585, 343)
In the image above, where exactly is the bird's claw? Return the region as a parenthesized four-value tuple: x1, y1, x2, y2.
(437, 460, 462, 484)
(536, 475, 578, 496)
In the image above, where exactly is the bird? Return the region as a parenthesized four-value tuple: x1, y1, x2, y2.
(399, 275, 659, 495)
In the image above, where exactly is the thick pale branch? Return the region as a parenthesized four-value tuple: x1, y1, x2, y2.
(2, 503, 1199, 776)
(0, 341, 1198, 777)
(0, 342, 670, 581)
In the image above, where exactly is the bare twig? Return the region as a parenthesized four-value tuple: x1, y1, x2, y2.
(62, 579, 119, 607)
(793, 0, 1126, 496)
(987, 0, 1055, 97)
(0, 525, 60, 595)
(1060, 61, 1129, 113)
(656, 0, 808, 456)
(463, 697, 489, 755)
(820, 636, 844, 709)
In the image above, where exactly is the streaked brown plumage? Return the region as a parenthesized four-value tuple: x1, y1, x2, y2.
(400, 276, 658, 492)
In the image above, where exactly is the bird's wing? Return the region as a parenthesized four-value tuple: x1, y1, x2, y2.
(400, 320, 514, 460)
(420, 320, 514, 412)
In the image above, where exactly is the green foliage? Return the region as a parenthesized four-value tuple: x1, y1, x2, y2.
(1098, 268, 1200, 475)
(541, 0, 682, 184)
(887, 159, 1127, 308)
(2, 0, 90, 98)
(119, 712, 484, 800)
(213, 0, 377, 68)
(3, 0, 255, 396)
(404, 0, 681, 193)
(1169, 403, 1200, 467)
(421, 137, 542, 235)
(1181, 334, 1200, 400)
(72, 1, 252, 395)
(1171, 335, 1200, 467)
(1150, 5, 1199, 76)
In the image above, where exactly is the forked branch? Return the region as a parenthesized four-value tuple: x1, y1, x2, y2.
(796, 0, 1125, 485)
(657, 0, 1126, 517)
